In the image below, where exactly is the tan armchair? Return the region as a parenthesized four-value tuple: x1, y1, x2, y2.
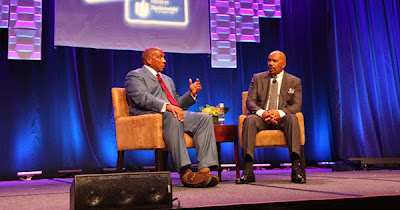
(238, 91, 306, 179)
(111, 88, 194, 172)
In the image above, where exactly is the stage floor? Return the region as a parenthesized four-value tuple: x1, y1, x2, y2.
(1, 168, 399, 209)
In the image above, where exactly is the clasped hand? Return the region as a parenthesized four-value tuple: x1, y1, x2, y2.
(262, 110, 280, 124)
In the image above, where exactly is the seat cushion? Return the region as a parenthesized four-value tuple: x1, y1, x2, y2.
(238, 113, 305, 148)
(255, 130, 287, 147)
(116, 114, 165, 150)
(116, 113, 194, 150)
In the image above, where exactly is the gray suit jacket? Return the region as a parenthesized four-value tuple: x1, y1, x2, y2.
(246, 71, 302, 115)
(125, 66, 196, 115)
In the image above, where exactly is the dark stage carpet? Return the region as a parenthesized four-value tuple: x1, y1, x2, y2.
(1, 168, 399, 209)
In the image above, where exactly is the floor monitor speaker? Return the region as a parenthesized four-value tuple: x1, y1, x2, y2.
(70, 171, 172, 209)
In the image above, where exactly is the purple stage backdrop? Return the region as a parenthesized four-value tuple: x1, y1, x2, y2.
(55, 0, 210, 53)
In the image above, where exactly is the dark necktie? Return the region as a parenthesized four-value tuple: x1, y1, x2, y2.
(268, 76, 278, 110)
(156, 73, 180, 107)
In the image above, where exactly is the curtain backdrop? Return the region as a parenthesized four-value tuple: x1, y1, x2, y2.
(0, 0, 399, 180)
(329, 0, 400, 159)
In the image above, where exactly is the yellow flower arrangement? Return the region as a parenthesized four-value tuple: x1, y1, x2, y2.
(199, 104, 220, 116)
(199, 104, 229, 116)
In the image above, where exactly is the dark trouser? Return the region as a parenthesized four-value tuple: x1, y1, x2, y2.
(241, 114, 301, 163)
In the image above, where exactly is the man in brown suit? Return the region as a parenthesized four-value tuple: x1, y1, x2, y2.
(236, 50, 305, 184)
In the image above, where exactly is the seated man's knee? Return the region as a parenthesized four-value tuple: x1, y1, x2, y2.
(163, 112, 183, 126)
(198, 112, 213, 124)
(284, 114, 298, 124)
(244, 115, 259, 126)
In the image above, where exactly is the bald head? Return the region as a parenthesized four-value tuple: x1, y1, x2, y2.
(142, 47, 161, 64)
(268, 50, 286, 76)
(142, 47, 166, 72)
(269, 50, 286, 62)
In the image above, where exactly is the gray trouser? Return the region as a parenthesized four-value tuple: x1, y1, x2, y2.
(162, 111, 219, 171)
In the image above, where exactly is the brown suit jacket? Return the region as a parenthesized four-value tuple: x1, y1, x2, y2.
(246, 71, 302, 115)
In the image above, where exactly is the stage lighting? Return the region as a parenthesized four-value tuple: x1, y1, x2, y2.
(17, 171, 42, 181)
(102, 168, 126, 173)
(254, 163, 271, 170)
(58, 169, 83, 174)
(318, 162, 336, 168)
(280, 163, 293, 169)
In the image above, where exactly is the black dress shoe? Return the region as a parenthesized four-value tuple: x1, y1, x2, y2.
(291, 168, 306, 183)
(235, 169, 255, 184)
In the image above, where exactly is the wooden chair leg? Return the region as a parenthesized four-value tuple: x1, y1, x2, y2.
(234, 139, 240, 179)
(162, 150, 168, 170)
(155, 148, 168, 171)
(217, 142, 222, 180)
(300, 145, 306, 180)
(116, 150, 124, 173)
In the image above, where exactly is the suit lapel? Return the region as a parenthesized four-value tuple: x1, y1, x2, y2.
(141, 67, 158, 83)
(159, 73, 175, 96)
(142, 67, 174, 92)
(162, 75, 171, 89)
(141, 67, 166, 99)
(279, 72, 289, 109)
(261, 72, 271, 108)
(141, 67, 176, 99)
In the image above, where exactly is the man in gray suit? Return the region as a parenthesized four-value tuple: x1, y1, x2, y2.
(236, 50, 305, 184)
(125, 47, 219, 188)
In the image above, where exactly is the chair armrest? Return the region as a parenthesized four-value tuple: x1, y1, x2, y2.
(238, 115, 246, 146)
(295, 112, 306, 145)
(115, 113, 165, 150)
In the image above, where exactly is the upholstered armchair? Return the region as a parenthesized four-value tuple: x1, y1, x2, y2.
(111, 88, 194, 172)
(238, 91, 306, 179)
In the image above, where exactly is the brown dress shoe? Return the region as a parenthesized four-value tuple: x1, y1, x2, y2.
(180, 169, 212, 188)
(197, 168, 219, 187)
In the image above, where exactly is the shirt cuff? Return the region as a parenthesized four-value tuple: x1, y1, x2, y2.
(278, 110, 286, 118)
(161, 103, 169, 112)
(256, 109, 265, 117)
(191, 93, 197, 100)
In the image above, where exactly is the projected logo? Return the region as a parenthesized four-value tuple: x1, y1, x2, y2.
(125, 0, 188, 26)
(135, 0, 150, 18)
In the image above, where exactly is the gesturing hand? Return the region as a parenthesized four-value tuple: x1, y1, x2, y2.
(189, 78, 202, 96)
(166, 104, 185, 122)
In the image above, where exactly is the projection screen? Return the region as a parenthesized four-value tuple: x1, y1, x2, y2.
(55, 0, 210, 53)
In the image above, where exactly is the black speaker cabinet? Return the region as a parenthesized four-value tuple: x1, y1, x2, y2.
(70, 172, 172, 209)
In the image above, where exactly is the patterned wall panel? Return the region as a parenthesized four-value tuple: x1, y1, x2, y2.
(210, 0, 281, 68)
(210, 0, 237, 68)
(8, 0, 42, 60)
(0, 0, 10, 28)
(257, 0, 281, 17)
(235, 0, 260, 42)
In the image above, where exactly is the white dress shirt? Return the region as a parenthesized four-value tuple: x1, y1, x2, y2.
(256, 70, 286, 118)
